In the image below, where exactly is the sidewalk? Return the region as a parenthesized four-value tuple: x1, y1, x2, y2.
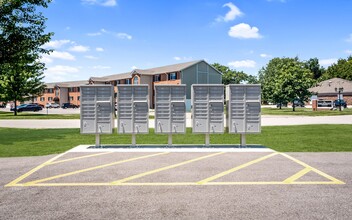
(1, 115, 352, 129)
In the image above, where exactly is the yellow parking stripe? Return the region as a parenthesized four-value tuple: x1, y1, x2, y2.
(49, 152, 113, 165)
(111, 152, 225, 184)
(280, 153, 345, 184)
(24, 152, 169, 185)
(197, 152, 279, 184)
(5, 153, 67, 187)
(283, 167, 311, 183)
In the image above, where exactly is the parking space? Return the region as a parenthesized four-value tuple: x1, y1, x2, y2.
(6, 151, 344, 187)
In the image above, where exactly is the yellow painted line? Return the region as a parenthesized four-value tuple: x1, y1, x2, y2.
(288, 181, 345, 185)
(280, 153, 345, 184)
(283, 167, 312, 183)
(24, 152, 169, 185)
(49, 152, 113, 165)
(197, 152, 279, 184)
(111, 152, 225, 184)
(205, 182, 286, 185)
(5, 152, 67, 187)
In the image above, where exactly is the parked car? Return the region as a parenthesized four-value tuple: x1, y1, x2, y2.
(293, 99, 305, 107)
(10, 104, 42, 112)
(334, 99, 347, 108)
(61, 103, 79, 109)
(46, 102, 60, 108)
(30, 103, 44, 108)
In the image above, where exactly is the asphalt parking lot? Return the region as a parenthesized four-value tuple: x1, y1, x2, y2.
(1, 151, 351, 219)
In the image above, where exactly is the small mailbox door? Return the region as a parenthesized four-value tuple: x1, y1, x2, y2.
(171, 101, 186, 133)
(230, 102, 246, 133)
(193, 102, 208, 133)
(246, 102, 261, 133)
(96, 102, 112, 134)
(81, 103, 96, 133)
(209, 101, 224, 133)
(155, 102, 170, 133)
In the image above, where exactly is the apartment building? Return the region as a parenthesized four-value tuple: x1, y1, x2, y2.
(309, 78, 352, 104)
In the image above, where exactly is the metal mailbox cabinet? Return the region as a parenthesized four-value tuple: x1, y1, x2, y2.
(117, 85, 149, 134)
(226, 84, 261, 134)
(192, 84, 224, 134)
(80, 85, 114, 134)
(155, 85, 186, 134)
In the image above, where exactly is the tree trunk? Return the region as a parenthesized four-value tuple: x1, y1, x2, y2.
(292, 99, 296, 112)
(14, 99, 17, 116)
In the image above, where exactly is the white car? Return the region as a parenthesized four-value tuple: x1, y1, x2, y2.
(46, 103, 60, 108)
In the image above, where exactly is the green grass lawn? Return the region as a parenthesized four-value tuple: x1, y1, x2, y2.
(0, 111, 80, 119)
(1, 125, 351, 157)
(261, 107, 352, 116)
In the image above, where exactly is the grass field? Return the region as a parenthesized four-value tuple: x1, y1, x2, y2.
(262, 107, 352, 116)
(1, 125, 351, 157)
(0, 111, 80, 119)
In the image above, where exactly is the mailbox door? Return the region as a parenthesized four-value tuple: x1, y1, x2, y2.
(96, 102, 112, 134)
(209, 102, 224, 133)
(133, 86, 148, 101)
(230, 102, 246, 133)
(171, 102, 186, 134)
(133, 102, 149, 134)
(155, 102, 170, 133)
(171, 86, 186, 101)
(118, 102, 133, 133)
(246, 102, 261, 133)
(246, 85, 261, 101)
(81, 103, 96, 133)
(193, 102, 208, 133)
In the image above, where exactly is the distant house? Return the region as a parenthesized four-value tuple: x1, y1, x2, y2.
(309, 78, 352, 105)
(89, 60, 222, 108)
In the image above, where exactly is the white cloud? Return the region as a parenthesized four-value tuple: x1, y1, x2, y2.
(228, 23, 262, 39)
(228, 60, 256, 68)
(116, 33, 132, 40)
(96, 47, 104, 52)
(173, 56, 193, 61)
(40, 56, 53, 64)
(345, 50, 352, 54)
(69, 45, 90, 52)
(216, 2, 243, 22)
(346, 34, 352, 43)
(81, 0, 117, 7)
(85, 55, 99, 60)
(44, 65, 80, 82)
(49, 51, 75, 61)
(260, 53, 272, 58)
(43, 40, 71, 49)
(174, 57, 181, 61)
(93, 65, 111, 69)
(320, 58, 337, 67)
(131, 66, 138, 70)
(87, 32, 102, 36)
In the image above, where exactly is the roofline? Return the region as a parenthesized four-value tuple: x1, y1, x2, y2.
(179, 60, 223, 75)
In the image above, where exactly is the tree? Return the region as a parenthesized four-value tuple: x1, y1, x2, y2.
(0, 0, 53, 115)
(259, 57, 314, 111)
(212, 63, 258, 85)
(304, 58, 325, 80)
(321, 56, 352, 81)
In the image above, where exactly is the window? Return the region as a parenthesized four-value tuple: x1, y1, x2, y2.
(70, 96, 74, 101)
(126, 79, 131, 84)
(168, 72, 177, 80)
(55, 89, 59, 96)
(77, 87, 80, 92)
(78, 96, 80, 101)
(40, 97, 45, 101)
(48, 97, 53, 101)
(47, 88, 53, 93)
(153, 75, 161, 82)
(116, 80, 120, 85)
(133, 76, 139, 84)
(33, 97, 37, 101)
(68, 88, 73, 92)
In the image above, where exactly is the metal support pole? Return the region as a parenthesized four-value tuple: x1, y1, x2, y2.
(168, 134, 172, 146)
(240, 134, 246, 147)
(205, 133, 210, 146)
(132, 134, 136, 146)
(95, 134, 100, 147)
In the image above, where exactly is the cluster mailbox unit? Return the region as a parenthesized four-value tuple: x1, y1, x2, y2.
(80, 85, 115, 146)
(117, 85, 149, 145)
(226, 84, 261, 146)
(155, 85, 186, 145)
(192, 84, 225, 146)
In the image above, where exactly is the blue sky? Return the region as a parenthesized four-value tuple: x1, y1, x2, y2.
(41, 0, 352, 82)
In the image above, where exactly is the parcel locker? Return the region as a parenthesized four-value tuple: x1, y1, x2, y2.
(155, 85, 186, 134)
(192, 85, 224, 134)
(117, 85, 149, 134)
(226, 84, 261, 134)
(80, 85, 114, 134)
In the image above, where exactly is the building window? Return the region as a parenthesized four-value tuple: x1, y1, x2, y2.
(40, 97, 45, 101)
(126, 79, 131, 84)
(133, 76, 139, 85)
(153, 75, 161, 82)
(68, 88, 73, 92)
(55, 89, 59, 96)
(48, 97, 53, 101)
(77, 87, 80, 92)
(78, 96, 80, 101)
(70, 96, 74, 101)
(116, 80, 120, 84)
(168, 72, 177, 80)
(33, 97, 37, 101)
(47, 88, 53, 93)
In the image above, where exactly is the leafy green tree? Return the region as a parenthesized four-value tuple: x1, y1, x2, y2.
(259, 57, 314, 111)
(0, 0, 53, 115)
(321, 56, 352, 81)
(212, 63, 258, 84)
(304, 58, 325, 80)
